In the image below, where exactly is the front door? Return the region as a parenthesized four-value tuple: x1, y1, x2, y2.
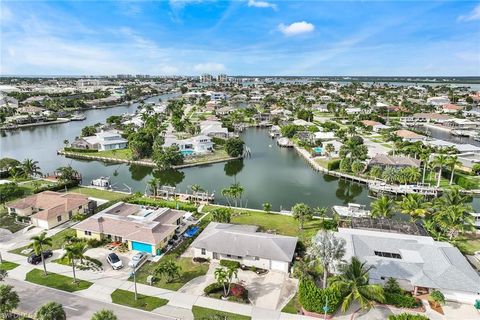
(213, 252, 218, 260)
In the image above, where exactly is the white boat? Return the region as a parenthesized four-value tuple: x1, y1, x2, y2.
(91, 176, 111, 189)
(70, 113, 86, 121)
(333, 203, 370, 218)
(469, 213, 480, 229)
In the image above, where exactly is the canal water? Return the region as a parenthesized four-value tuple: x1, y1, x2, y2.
(1, 95, 478, 211)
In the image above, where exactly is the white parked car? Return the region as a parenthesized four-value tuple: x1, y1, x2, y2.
(107, 253, 123, 270)
(128, 252, 148, 268)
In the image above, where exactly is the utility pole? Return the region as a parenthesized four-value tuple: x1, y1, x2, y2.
(132, 264, 138, 301)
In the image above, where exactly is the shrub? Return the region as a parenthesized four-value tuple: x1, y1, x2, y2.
(127, 197, 197, 212)
(230, 283, 248, 300)
(63, 147, 99, 153)
(388, 313, 430, 320)
(384, 292, 420, 309)
(429, 290, 445, 306)
(193, 257, 209, 263)
(87, 238, 109, 248)
(384, 278, 402, 294)
(220, 259, 240, 269)
(339, 158, 352, 173)
(472, 163, 480, 175)
(204, 283, 224, 295)
(33, 180, 79, 193)
(327, 159, 341, 171)
(298, 279, 341, 314)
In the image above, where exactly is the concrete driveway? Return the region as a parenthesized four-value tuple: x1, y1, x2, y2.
(84, 247, 134, 279)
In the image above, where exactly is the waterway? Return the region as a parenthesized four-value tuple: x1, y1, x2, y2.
(1, 95, 478, 211)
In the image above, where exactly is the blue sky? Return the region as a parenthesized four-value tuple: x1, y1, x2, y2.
(1, 0, 479, 76)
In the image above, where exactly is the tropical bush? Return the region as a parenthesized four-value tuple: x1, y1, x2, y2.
(204, 282, 224, 295)
(327, 159, 341, 171)
(230, 283, 248, 300)
(388, 313, 430, 320)
(63, 147, 99, 153)
(385, 292, 420, 308)
(298, 279, 342, 314)
(193, 257, 209, 263)
(128, 197, 197, 212)
(220, 259, 240, 269)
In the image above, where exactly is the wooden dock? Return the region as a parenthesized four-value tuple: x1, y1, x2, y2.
(156, 185, 215, 203)
(368, 182, 441, 197)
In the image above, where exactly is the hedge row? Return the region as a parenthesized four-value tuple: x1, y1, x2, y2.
(388, 313, 430, 320)
(385, 292, 420, 309)
(327, 159, 341, 171)
(220, 259, 241, 269)
(33, 180, 79, 193)
(64, 147, 99, 153)
(298, 279, 342, 314)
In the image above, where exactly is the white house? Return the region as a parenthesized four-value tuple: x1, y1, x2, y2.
(427, 96, 450, 106)
(80, 130, 128, 151)
(199, 120, 229, 138)
(191, 222, 298, 273)
(163, 134, 214, 155)
(335, 228, 480, 304)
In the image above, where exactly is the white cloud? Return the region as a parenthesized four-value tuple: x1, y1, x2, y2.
(247, 0, 276, 10)
(193, 62, 226, 73)
(278, 21, 314, 36)
(458, 4, 480, 21)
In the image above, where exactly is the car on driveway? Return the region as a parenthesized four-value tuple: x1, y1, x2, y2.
(107, 253, 123, 270)
(27, 250, 53, 265)
(128, 252, 148, 268)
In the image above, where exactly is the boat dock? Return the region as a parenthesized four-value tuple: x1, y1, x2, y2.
(156, 185, 215, 203)
(368, 182, 441, 197)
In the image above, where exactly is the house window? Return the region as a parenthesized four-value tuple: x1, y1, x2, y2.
(201, 248, 206, 255)
(57, 216, 62, 222)
(237, 256, 242, 259)
(374, 251, 402, 259)
(226, 254, 232, 258)
(84, 231, 92, 236)
(10, 208, 16, 213)
(254, 256, 259, 261)
(78, 205, 82, 209)
(163, 237, 168, 243)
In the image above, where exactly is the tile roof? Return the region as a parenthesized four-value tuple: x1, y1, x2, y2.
(369, 154, 421, 168)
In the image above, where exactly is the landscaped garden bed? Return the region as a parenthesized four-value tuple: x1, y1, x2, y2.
(204, 282, 250, 304)
(0, 260, 19, 271)
(25, 269, 92, 292)
(239, 264, 268, 275)
(192, 306, 251, 320)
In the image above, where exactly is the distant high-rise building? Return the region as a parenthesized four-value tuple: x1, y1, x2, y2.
(116, 74, 133, 79)
(135, 74, 151, 79)
(217, 74, 228, 82)
(200, 73, 213, 83)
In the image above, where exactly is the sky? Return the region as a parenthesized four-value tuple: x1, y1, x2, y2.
(1, 0, 480, 76)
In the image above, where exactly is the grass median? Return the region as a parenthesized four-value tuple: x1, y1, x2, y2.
(25, 269, 92, 292)
(0, 261, 19, 271)
(111, 289, 168, 311)
(192, 306, 251, 320)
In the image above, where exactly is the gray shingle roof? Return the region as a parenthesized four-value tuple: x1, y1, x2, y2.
(191, 222, 298, 262)
(336, 228, 480, 294)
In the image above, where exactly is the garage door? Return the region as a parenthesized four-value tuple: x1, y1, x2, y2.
(131, 241, 152, 254)
(270, 260, 286, 272)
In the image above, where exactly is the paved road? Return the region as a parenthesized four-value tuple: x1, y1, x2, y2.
(5, 278, 173, 320)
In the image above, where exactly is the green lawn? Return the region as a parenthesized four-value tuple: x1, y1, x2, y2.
(10, 228, 77, 256)
(111, 289, 168, 311)
(133, 256, 209, 291)
(315, 157, 339, 169)
(202, 205, 323, 241)
(66, 148, 133, 160)
(19, 179, 59, 191)
(66, 186, 129, 201)
(25, 269, 92, 292)
(184, 149, 232, 165)
(0, 261, 19, 271)
(455, 234, 480, 255)
(0, 206, 25, 233)
(281, 293, 300, 314)
(192, 306, 251, 320)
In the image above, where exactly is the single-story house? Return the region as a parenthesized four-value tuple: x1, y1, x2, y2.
(394, 130, 426, 142)
(7, 191, 95, 229)
(74, 202, 188, 256)
(427, 96, 450, 106)
(458, 152, 480, 171)
(335, 227, 480, 304)
(440, 104, 463, 114)
(72, 130, 128, 151)
(361, 120, 390, 132)
(191, 222, 298, 273)
(368, 154, 421, 169)
(199, 120, 229, 138)
(163, 134, 214, 155)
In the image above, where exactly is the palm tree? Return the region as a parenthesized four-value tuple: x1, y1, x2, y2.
(22, 158, 42, 178)
(419, 152, 430, 184)
(370, 196, 394, 219)
(381, 167, 397, 184)
(0, 284, 19, 318)
(435, 187, 470, 207)
(155, 260, 181, 283)
(190, 184, 204, 203)
(148, 177, 159, 197)
(434, 204, 475, 240)
(29, 232, 52, 275)
(292, 203, 313, 229)
(396, 194, 429, 222)
(36, 301, 66, 320)
(214, 266, 238, 298)
(308, 231, 346, 288)
(331, 257, 385, 312)
(63, 243, 85, 283)
(0, 269, 7, 281)
(446, 156, 461, 185)
(91, 309, 118, 320)
(432, 154, 448, 187)
(56, 166, 79, 182)
(403, 166, 420, 184)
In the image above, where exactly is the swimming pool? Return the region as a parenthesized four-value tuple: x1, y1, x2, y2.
(313, 147, 323, 153)
(181, 150, 195, 156)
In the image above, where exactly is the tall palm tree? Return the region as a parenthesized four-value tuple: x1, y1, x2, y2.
(63, 243, 85, 283)
(396, 194, 429, 222)
(189, 184, 204, 204)
(434, 204, 475, 240)
(35, 301, 66, 320)
(29, 232, 52, 276)
(403, 166, 420, 184)
(148, 177, 159, 197)
(308, 231, 346, 288)
(419, 152, 430, 184)
(446, 156, 461, 185)
(330, 257, 385, 312)
(432, 154, 448, 187)
(370, 196, 394, 219)
(22, 158, 42, 178)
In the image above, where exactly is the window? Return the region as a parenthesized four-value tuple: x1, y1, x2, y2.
(84, 231, 92, 236)
(237, 256, 242, 259)
(226, 254, 232, 258)
(163, 237, 168, 243)
(201, 248, 206, 255)
(78, 205, 82, 209)
(254, 256, 259, 261)
(57, 216, 62, 222)
(374, 251, 402, 259)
